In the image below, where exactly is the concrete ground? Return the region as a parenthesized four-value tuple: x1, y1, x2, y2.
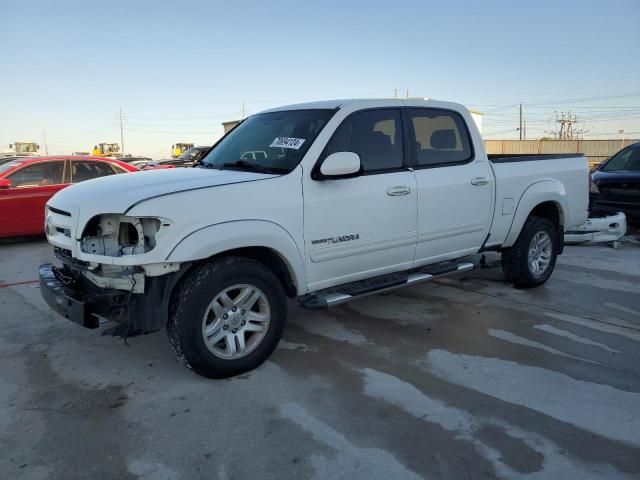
(1, 237, 639, 480)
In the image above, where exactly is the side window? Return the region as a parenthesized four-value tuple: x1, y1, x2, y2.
(110, 164, 128, 174)
(325, 109, 403, 172)
(7, 162, 64, 188)
(409, 109, 472, 167)
(71, 161, 117, 183)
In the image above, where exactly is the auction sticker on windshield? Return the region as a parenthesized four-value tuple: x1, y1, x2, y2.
(270, 137, 306, 150)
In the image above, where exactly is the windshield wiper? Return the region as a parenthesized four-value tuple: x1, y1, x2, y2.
(222, 160, 287, 174)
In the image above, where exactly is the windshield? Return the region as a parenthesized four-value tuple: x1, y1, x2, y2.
(199, 109, 335, 173)
(16, 144, 37, 153)
(0, 159, 25, 175)
(602, 146, 640, 172)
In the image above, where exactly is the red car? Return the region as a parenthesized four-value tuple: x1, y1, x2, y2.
(0, 156, 138, 238)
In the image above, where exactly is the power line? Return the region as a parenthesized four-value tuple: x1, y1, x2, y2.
(126, 128, 224, 135)
(483, 128, 521, 137)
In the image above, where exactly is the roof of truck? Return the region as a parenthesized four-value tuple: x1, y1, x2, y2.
(260, 98, 411, 111)
(258, 98, 467, 114)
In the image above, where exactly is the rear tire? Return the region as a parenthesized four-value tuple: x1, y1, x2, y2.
(501, 216, 558, 288)
(167, 256, 287, 378)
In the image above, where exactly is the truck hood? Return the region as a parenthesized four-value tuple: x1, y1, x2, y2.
(592, 170, 640, 186)
(48, 168, 277, 215)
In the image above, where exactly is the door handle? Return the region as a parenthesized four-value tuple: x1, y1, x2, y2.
(387, 185, 411, 196)
(470, 177, 489, 186)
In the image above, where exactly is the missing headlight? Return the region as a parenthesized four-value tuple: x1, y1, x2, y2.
(80, 215, 164, 256)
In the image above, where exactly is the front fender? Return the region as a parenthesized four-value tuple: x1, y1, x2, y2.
(503, 180, 568, 247)
(165, 220, 308, 294)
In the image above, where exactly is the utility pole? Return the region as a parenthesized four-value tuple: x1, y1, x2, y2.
(394, 88, 398, 99)
(119, 108, 125, 157)
(406, 89, 409, 99)
(241, 102, 246, 119)
(43, 130, 49, 155)
(519, 103, 523, 141)
(523, 120, 527, 141)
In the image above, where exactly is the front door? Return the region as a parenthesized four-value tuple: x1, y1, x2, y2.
(407, 108, 494, 265)
(0, 160, 67, 237)
(303, 108, 417, 291)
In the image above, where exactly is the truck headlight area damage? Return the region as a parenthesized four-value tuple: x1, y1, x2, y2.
(40, 213, 189, 336)
(73, 214, 181, 294)
(80, 214, 164, 257)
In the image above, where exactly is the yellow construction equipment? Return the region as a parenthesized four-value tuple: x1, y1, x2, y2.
(172, 143, 194, 158)
(91, 143, 121, 157)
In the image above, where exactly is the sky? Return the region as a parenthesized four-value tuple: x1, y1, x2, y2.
(1, 0, 639, 158)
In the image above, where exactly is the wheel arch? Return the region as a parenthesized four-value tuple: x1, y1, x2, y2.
(503, 180, 568, 248)
(166, 220, 308, 297)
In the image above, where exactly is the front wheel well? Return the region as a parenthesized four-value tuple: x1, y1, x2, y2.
(206, 247, 298, 298)
(166, 247, 298, 332)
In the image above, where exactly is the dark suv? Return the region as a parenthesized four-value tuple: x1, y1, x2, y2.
(160, 146, 211, 167)
(590, 142, 640, 227)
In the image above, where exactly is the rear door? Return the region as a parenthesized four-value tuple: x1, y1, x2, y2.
(303, 108, 418, 291)
(408, 108, 494, 265)
(0, 160, 67, 236)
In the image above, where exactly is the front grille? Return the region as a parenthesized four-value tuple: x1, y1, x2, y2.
(599, 185, 640, 202)
(54, 247, 90, 271)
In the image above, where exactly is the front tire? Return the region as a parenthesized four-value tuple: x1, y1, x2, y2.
(501, 216, 558, 288)
(167, 256, 287, 378)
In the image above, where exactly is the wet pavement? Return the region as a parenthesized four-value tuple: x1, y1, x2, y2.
(1, 237, 639, 479)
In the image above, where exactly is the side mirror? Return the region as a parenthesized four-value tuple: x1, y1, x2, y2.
(0, 178, 11, 189)
(319, 152, 362, 179)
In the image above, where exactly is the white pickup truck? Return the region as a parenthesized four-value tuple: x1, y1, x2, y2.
(40, 98, 588, 378)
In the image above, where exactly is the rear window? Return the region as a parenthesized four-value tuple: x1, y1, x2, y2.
(602, 146, 640, 172)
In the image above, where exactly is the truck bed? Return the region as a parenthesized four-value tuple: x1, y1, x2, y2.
(486, 153, 589, 248)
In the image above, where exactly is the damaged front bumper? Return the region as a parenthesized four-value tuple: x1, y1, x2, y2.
(39, 263, 128, 329)
(39, 258, 191, 335)
(564, 212, 627, 244)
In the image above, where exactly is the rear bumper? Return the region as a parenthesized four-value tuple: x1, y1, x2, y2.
(39, 263, 127, 329)
(564, 212, 627, 244)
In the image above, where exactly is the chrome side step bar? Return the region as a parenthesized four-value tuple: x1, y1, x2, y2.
(299, 261, 475, 310)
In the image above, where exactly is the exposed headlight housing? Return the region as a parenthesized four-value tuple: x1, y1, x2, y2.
(80, 214, 170, 256)
(44, 214, 53, 236)
(589, 175, 600, 194)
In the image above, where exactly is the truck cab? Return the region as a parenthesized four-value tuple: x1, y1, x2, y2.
(1, 142, 40, 157)
(40, 98, 589, 378)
